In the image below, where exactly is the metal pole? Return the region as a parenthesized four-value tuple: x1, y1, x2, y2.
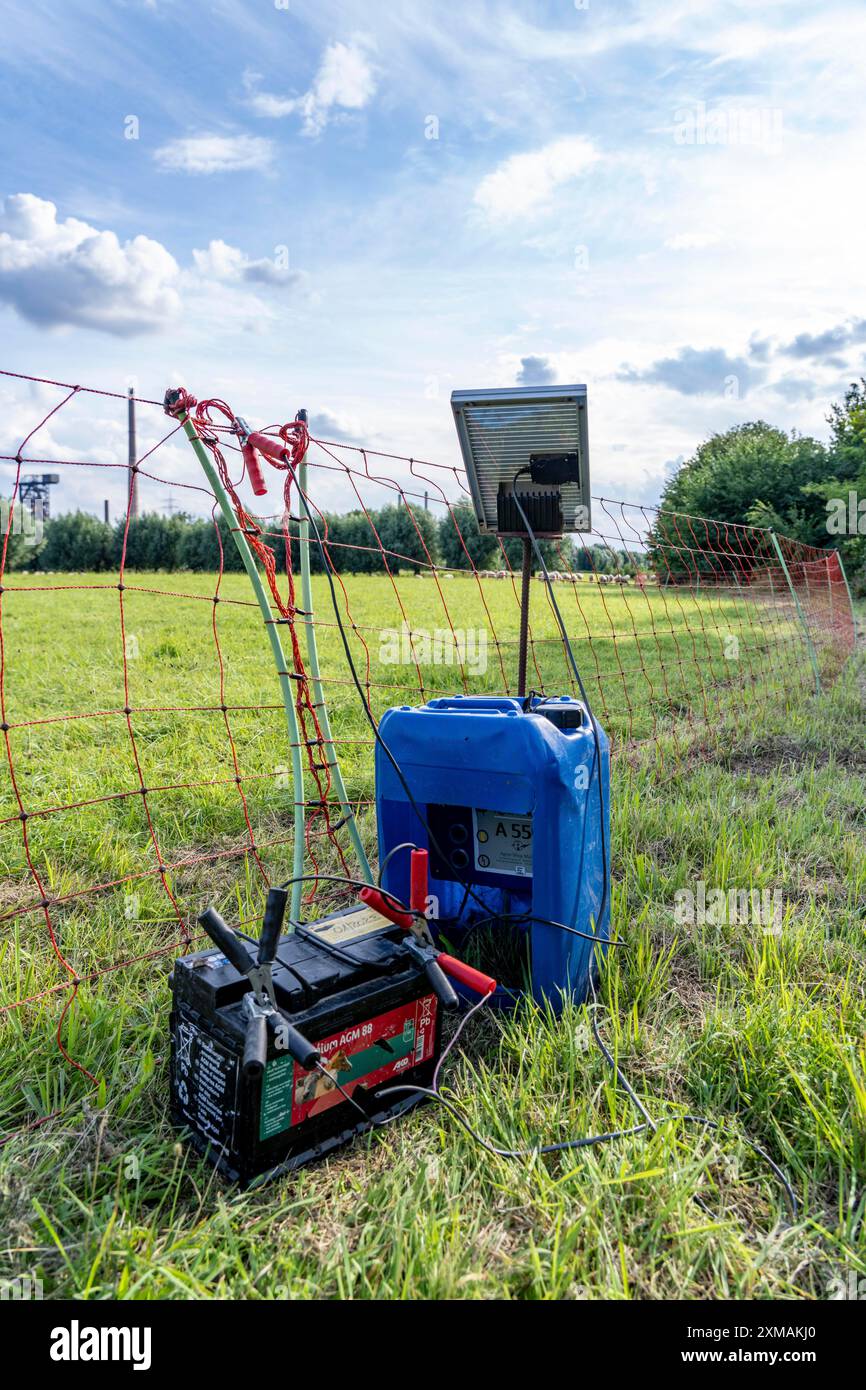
(175, 409, 306, 918)
(127, 388, 140, 519)
(517, 537, 532, 697)
(297, 445, 372, 883)
(768, 529, 821, 695)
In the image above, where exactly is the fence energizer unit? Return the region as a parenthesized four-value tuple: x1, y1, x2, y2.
(377, 694, 610, 1005)
(377, 385, 610, 1006)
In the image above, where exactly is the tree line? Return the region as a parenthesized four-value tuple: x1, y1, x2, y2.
(648, 379, 866, 591)
(0, 499, 640, 576)
(8, 378, 861, 587)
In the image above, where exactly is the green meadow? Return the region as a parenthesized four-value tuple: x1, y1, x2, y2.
(0, 571, 863, 1299)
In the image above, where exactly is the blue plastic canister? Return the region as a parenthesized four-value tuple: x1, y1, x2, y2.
(375, 695, 610, 1007)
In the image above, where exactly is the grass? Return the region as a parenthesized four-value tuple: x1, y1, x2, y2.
(0, 569, 864, 1299)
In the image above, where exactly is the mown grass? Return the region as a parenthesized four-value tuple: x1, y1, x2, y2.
(0, 571, 863, 1300)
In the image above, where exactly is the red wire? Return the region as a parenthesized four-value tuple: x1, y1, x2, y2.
(189, 400, 351, 894)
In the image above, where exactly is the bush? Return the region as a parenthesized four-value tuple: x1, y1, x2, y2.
(178, 515, 245, 572)
(116, 513, 190, 570)
(376, 503, 439, 572)
(438, 501, 498, 571)
(22, 501, 642, 581)
(39, 511, 114, 571)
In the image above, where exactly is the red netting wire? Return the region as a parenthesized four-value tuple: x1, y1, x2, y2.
(0, 368, 856, 1140)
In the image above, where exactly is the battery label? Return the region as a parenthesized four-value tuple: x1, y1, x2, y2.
(472, 808, 533, 877)
(307, 903, 393, 948)
(259, 994, 437, 1140)
(173, 1017, 240, 1151)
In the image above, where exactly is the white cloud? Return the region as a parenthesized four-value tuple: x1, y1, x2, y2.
(0, 193, 180, 337)
(191, 239, 301, 288)
(474, 136, 599, 221)
(665, 231, 722, 251)
(153, 134, 274, 175)
(245, 40, 376, 136)
(0, 195, 307, 338)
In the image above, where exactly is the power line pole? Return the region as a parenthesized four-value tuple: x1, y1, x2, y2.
(128, 386, 140, 519)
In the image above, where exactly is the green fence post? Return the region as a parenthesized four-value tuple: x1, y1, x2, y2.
(839, 547, 856, 625)
(297, 450, 373, 883)
(768, 529, 822, 695)
(174, 409, 306, 919)
(835, 550, 858, 653)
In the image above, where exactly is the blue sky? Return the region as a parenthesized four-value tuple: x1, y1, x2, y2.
(1, 0, 864, 519)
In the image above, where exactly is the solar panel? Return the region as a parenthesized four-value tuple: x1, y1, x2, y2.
(451, 385, 590, 535)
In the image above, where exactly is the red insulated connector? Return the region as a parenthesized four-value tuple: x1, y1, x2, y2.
(436, 954, 497, 997)
(409, 848, 429, 914)
(247, 431, 289, 464)
(241, 441, 268, 497)
(358, 886, 414, 930)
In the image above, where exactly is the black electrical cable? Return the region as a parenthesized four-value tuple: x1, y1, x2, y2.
(313, 1059, 371, 1122)
(458, 910, 622, 949)
(377, 840, 418, 886)
(291, 923, 370, 969)
(250, 873, 797, 1220)
(291, 473, 494, 922)
(384, 1084, 650, 1158)
(380, 984, 798, 1219)
(380, 989, 651, 1158)
(277, 452, 796, 1225)
(511, 472, 609, 935)
(441, 877, 474, 927)
(331, 992, 796, 1216)
(261, 849, 795, 1214)
(275, 870, 412, 915)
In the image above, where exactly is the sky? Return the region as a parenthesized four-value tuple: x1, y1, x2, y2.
(1, 0, 865, 521)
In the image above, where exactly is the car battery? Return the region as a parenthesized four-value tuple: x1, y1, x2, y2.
(170, 902, 442, 1186)
(376, 694, 610, 1007)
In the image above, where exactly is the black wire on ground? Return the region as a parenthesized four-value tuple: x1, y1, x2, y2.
(378, 983, 798, 1220)
(458, 910, 622, 949)
(258, 872, 796, 1222)
(276, 455, 797, 1225)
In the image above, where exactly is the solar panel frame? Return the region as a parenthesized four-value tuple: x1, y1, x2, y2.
(450, 385, 591, 534)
